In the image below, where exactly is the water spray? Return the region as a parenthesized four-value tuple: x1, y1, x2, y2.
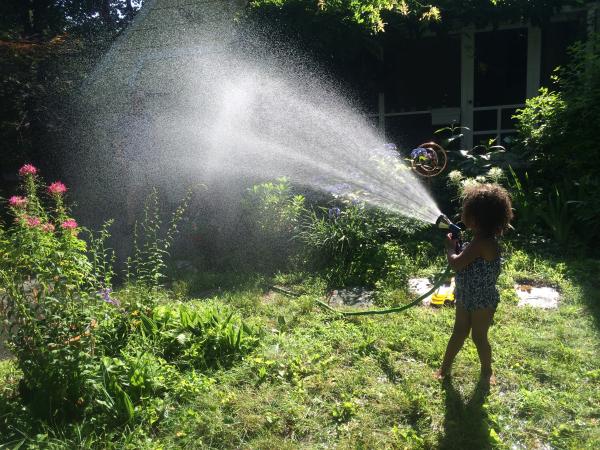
(311, 147, 463, 317)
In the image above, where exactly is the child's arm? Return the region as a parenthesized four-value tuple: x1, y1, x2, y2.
(445, 234, 482, 271)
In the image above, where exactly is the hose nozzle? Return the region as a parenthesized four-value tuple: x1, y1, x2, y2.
(435, 214, 462, 240)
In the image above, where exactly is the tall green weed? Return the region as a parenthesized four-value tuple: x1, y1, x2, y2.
(126, 188, 191, 288)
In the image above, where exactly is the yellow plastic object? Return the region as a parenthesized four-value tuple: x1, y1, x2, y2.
(430, 278, 456, 307)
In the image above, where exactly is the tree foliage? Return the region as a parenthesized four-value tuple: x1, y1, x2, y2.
(247, 0, 581, 34)
(248, 0, 440, 33)
(510, 34, 600, 248)
(515, 34, 600, 179)
(0, 1, 141, 175)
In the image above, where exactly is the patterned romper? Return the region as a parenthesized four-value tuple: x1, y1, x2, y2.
(454, 242, 501, 311)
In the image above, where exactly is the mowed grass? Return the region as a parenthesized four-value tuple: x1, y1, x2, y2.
(1, 250, 599, 449)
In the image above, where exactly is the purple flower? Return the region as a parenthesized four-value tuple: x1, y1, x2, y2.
(328, 207, 341, 219)
(327, 183, 351, 196)
(98, 287, 120, 306)
(410, 147, 428, 159)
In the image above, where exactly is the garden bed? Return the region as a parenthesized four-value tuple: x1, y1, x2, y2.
(1, 249, 598, 449)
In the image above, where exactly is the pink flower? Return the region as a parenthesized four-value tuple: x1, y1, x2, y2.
(60, 219, 78, 229)
(48, 181, 67, 195)
(41, 223, 55, 233)
(19, 164, 38, 177)
(8, 196, 28, 208)
(26, 216, 41, 228)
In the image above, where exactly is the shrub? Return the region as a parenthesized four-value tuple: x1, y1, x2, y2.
(298, 202, 425, 287)
(0, 165, 114, 419)
(512, 34, 600, 248)
(243, 178, 431, 287)
(513, 87, 566, 165)
(240, 177, 306, 272)
(446, 165, 587, 249)
(515, 34, 600, 179)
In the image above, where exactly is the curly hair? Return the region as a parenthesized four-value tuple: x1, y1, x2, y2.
(461, 183, 513, 237)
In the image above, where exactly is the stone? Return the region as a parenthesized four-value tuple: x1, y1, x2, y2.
(408, 277, 434, 304)
(326, 287, 375, 308)
(515, 284, 559, 309)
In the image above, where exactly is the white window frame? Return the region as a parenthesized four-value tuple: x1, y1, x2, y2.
(472, 103, 524, 144)
(461, 24, 541, 149)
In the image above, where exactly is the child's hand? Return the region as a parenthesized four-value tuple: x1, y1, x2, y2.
(445, 233, 458, 252)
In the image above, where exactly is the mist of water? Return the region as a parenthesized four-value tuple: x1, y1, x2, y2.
(203, 65, 441, 224)
(75, 1, 442, 226)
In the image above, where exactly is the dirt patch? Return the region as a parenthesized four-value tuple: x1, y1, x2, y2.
(261, 290, 278, 304)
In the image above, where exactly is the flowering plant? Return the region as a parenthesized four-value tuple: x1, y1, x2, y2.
(18, 163, 38, 176)
(0, 165, 203, 425)
(48, 181, 68, 195)
(61, 218, 79, 229)
(8, 195, 27, 208)
(0, 164, 113, 419)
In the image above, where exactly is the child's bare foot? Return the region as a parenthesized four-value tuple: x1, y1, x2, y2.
(480, 370, 496, 385)
(435, 369, 451, 381)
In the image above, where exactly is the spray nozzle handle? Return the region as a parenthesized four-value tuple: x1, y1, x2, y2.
(448, 223, 461, 241)
(436, 214, 461, 235)
(436, 214, 463, 253)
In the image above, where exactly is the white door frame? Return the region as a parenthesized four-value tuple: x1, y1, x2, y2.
(461, 24, 542, 149)
(460, 29, 475, 149)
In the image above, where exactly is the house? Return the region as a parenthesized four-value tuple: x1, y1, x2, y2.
(83, 0, 598, 155)
(372, 3, 596, 150)
(72, 0, 598, 253)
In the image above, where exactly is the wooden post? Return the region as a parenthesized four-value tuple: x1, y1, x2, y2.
(460, 29, 474, 150)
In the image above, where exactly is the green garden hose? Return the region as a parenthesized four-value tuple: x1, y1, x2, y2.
(313, 265, 453, 317)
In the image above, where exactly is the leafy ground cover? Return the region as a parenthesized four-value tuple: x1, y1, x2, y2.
(1, 248, 598, 449)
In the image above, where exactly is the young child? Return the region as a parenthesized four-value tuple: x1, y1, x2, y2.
(437, 183, 513, 383)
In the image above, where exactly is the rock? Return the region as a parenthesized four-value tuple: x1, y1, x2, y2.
(408, 278, 434, 304)
(326, 287, 375, 308)
(515, 284, 559, 309)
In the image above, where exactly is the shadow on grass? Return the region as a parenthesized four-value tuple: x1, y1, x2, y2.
(439, 378, 493, 450)
(563, 259, 600, 333)
(183, 271, 269, 298)
(0, 369, 34, 447)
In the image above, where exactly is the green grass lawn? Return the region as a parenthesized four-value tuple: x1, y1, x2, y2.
(1, 250, 599, 449)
